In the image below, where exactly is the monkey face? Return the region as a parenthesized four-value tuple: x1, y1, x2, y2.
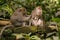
(10, 7, 29, 27)
(16, 7, 27, 14)
(35, 6, 42, 16)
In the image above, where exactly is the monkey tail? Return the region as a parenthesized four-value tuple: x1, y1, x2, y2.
(0, 25, 14, 39)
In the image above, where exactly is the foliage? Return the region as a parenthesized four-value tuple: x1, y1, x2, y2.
(0, 0, 60, 40)
(51, 18, 60, 22)
(12, 33, 41, 40)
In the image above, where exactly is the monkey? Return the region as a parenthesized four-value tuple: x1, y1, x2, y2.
(29, 6, 46, 39)
(10, 7, 31, 27)
(0, 7, 31, 39)
(29, 6, 45, 31)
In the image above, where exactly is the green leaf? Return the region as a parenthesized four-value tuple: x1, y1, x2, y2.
(1, 4, 13, 16)
(51, 18, 60, 22)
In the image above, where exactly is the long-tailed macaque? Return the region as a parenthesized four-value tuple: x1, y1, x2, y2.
(29, 6, 46, 39)
(10, 7, 31, 27)
(0, 7, 31, 39)
(29, 6, 45, 30)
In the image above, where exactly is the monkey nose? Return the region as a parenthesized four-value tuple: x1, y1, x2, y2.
(34, 17, 38, 20)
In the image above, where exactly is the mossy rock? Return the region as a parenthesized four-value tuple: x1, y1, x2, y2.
(14, 27, 32, 34)
(13, 26, 41, 34)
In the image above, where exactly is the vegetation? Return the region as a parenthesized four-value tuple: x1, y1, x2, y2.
(0, 0, 60, 40)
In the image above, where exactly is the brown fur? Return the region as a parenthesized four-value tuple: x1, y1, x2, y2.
(10, 7, 31, 27)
